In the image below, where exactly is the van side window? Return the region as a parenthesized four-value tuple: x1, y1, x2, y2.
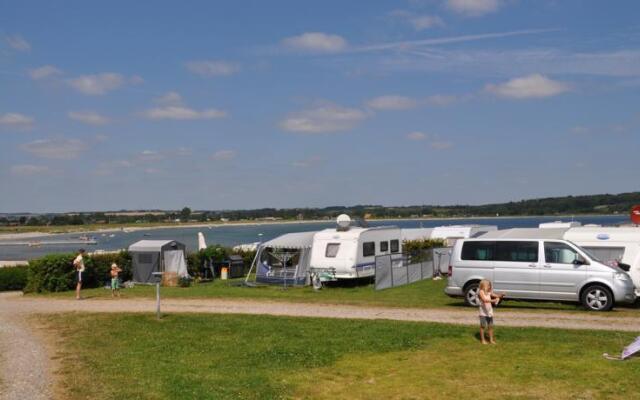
(325, 243, 340, 258)
(380, 241, 389, 252)
(390, 240, 400, 253)
(461, 241, 495, 261)
(495, 241, 538, 262)
(544, 242, 579, 264)
(363, 242, 375, 257)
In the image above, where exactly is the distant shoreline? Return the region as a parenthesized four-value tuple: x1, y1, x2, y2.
(0, 213, 626, 241)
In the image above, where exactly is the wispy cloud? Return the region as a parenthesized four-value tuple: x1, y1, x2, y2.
(282, 32, 348, 53)
(153, 91, 183, 105)
(280, 103, 368, 133)
(68, 111, 110, 125)
(211, 150, 237, 161)
(407, 131, 428, 141)
(68, 73, 125, 95)
(142, 106, 227, 120)
(366, 95, 417, 110)
(486, 74, 569, 99)
(21, 138, 88, 160)
(389, 10, 445, 31)
(445, 0, 502, 17)
(28, 65, 62, 80)
(10, 164, 50, 176)
(5, 34, 31, 52)
(0, 113, 34, 128)
(186, 60, 240, 77)
(426, 94, 459, 106)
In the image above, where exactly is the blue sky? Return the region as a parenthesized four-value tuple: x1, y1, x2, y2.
(1, 0, 639, 212)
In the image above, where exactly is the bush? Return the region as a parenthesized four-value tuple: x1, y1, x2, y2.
(0, 266, 28, 291)
(24, 251, 132, 293)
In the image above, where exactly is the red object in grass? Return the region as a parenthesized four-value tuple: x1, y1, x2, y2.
(631, 205, 640, 225)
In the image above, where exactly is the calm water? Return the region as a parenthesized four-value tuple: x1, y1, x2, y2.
(0, 215, 630, 260)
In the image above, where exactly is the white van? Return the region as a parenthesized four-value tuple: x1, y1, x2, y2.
(309, 226, 402, 280)
(445, 229, 636, 311)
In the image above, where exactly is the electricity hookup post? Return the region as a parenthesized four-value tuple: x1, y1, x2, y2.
(152, 272, 164, 320)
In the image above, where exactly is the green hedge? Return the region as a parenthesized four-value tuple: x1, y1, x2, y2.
(0, 266, 28, 291)
(24, 251, 132, 293)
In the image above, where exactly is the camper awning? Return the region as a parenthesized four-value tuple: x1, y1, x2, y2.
(129, 240, 179, 252)
(260, 231, 316, 249)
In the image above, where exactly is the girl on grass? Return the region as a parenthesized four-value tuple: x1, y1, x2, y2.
(478, 279, 504, 345)
(110, 263, 122, 298)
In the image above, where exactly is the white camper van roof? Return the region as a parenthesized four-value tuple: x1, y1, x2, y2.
(261, 231, 316, 249)
(479, 228, 568, 240)
(563, 226, 640, 243)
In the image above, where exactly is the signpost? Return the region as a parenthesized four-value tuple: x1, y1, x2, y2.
(632, 205, 640, 225)
(152, 272, 164, 320)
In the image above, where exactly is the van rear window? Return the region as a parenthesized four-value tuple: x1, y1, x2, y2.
(461, 241, 495, 261)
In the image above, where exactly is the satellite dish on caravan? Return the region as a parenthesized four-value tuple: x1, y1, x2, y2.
(336, 214, 351, 231)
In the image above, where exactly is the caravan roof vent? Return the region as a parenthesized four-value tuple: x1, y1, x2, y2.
(336, 214, 351, 231)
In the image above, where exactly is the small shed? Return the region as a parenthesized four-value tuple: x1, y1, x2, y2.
(129, 240, 188, 284)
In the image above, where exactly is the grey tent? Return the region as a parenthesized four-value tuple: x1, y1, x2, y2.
(250, 231, 316, 286)
(129, 240, 187, 284)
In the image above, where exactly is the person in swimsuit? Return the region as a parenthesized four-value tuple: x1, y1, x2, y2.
(110, 263, 122, 298)
(478, 279, 504, 344)
(73, 249, 86, 300)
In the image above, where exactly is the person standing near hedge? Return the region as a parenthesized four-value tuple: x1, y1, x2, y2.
(110, 263, 122, 298)
(73, 249, 86, 300)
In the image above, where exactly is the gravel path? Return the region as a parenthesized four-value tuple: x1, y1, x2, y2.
(1, 291, 639, 400)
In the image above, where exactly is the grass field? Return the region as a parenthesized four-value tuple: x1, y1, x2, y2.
(39, 278, 640, 315)
(40, 313, 640, 400)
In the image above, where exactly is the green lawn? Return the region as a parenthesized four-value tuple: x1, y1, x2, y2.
(39, 278, 640, 315)
(40, 313, 640, 400)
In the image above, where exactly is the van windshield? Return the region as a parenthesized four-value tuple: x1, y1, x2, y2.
(567, 240, 601, 262)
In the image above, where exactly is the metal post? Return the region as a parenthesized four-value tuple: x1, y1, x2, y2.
(152, 272, 163, 320)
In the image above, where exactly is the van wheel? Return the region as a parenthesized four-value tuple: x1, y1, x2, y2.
(464, 282, 480, 307)
(581, 285, 613, 311)
(312, 274, 323, 291)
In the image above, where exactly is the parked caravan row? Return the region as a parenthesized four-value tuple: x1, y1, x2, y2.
(445, 228, 637, 311)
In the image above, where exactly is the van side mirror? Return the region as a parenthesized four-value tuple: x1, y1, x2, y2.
(573, 255, 586, 265)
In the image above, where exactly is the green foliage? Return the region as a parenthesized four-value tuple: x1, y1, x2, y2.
(0, 266, 28, 291)
(24, 251, 132, 293)
(178, 276, 192, 288)
(186, 245, 256, 277)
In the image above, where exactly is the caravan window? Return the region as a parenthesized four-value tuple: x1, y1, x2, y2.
(390, 240, 400, 253)
(363, 242, 375, 257)
(380, 241, 389, 252)
(325, 243, 340, 258)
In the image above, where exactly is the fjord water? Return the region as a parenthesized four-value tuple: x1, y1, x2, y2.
(0, 215, 630, 260)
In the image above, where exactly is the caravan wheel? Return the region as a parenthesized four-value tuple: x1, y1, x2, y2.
(312, 274, 323, 290)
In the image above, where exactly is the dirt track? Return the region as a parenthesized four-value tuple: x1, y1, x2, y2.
(1, 291, 639, 400)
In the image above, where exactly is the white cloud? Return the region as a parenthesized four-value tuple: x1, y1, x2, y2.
(28, 65, 62, 80)
(10, 164, 50, 176)
(282, 32, 348, 53)
(280, 103, 368, 133)
(446, 0, 501, 17)
(68, 73, 125, 95)
(154, 91, 183, 105)
(142, 106, 227, 120)
(407, 131, 428, 141)
(68, 111, 110, 125)
(426, 94, 458, 106)
(211, 150, 237, 161)
(186, 60, 240, 77)
(485, 74, 569, 99)
(0, 113, 34, 128)
(366, 95, 417, 110)
(410, 15, 446, 30)
(21, 138, 88, 160)
(5, 34, 31, 51)
(430, 140, 454, 150)
(292, 156, 323, 168)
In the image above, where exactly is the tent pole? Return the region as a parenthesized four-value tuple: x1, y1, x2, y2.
(244, 247, 261, 284)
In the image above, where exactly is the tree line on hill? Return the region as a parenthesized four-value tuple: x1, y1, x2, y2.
(2, 192, 639, 227)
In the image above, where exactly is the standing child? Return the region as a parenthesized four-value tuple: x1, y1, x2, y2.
(110, 263, 122, 298)
(73, 249, 86, 300)
(477, 279, 504, 344)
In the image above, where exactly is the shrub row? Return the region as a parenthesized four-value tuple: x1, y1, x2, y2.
(0, 266, 28, 291)
(24, 251, 132, 293)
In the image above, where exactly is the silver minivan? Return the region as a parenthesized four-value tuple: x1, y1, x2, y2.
(445, 234, 636, 311)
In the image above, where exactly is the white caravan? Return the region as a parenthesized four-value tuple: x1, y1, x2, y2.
(401, 225, 497, 246)
(310, 225, 402, 280)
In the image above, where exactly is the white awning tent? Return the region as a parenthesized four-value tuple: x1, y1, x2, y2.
(128, 240, 189, 284)
(251, 231, 316, 286)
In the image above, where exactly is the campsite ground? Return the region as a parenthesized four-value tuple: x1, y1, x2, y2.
(36, 278, 640, 317)
(38, 312, 640, 400)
